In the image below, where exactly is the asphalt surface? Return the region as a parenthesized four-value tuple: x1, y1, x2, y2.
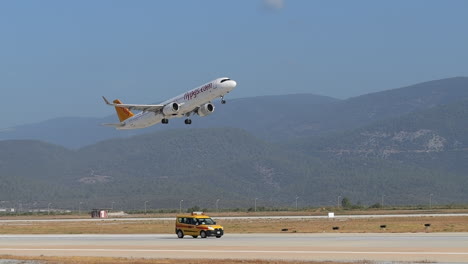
(0, 233, 467, 263)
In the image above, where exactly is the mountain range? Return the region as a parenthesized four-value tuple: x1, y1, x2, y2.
(1, 77, 467, 210)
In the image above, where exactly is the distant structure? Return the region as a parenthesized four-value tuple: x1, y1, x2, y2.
(90, 209, 109, 218)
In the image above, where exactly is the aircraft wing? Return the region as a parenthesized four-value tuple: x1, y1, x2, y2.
(102, 96, 164, 112)
(114, 103, 164, 112)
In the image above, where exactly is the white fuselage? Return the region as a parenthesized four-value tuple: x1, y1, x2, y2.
(119, 77, 236, 129)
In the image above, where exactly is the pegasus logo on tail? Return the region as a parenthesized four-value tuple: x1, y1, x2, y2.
(102, 97, 134, 122)
(112, 99, 134, 122)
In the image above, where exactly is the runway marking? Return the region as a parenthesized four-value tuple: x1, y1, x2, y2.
(0, 249, 467, 255)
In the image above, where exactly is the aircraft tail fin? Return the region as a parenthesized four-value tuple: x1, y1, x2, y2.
(103, 96, 135, 122)
(113, 99, 135, 122)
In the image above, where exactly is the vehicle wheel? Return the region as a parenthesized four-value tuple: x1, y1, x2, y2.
(216, 236, 221, 238)
(192, 235, 198, 238)
(200, 231, 207, 238)
(221, 99, 226, 104)
(177, 230, 184, 238)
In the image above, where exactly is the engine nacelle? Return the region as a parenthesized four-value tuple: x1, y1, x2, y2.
(197, 103, 215, 117)
(162, 102, 180, 116)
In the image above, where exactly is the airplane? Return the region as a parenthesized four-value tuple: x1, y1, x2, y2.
(102, 77, 237, 129)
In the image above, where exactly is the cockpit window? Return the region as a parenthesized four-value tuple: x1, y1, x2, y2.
(220, 78, 231, 83)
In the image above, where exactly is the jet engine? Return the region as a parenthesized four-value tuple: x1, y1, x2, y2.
(162, 102, 180, 116)
(197, 103, 215, 117)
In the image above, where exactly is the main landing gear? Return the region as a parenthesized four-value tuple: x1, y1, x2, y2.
(184, 112, 192, 125)
(221, 96, 226, 104)
(162, 118, 169, 124)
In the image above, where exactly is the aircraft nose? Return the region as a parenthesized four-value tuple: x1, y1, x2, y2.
(227, 80, 237, 89)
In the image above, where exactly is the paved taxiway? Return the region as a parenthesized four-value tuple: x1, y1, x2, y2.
(0, 233, 467, 262)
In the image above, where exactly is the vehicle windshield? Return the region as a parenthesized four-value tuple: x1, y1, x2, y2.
(196, 218, 215, 225)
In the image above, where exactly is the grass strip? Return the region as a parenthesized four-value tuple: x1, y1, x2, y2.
(0, 216, 466, 234)
(0, 255, 368, 264)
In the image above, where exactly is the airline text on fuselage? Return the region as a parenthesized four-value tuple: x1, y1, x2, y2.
(184, 83, 213, 101)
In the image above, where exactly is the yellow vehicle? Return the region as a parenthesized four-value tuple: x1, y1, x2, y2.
(175, 212, 223, 238)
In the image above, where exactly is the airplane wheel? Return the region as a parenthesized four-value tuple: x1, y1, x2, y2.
(221, 100, 226, 104)
(162, 119, 169, 124)
(185, 119, 192, 125)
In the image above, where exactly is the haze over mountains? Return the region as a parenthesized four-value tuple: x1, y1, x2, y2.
(2, 77, 468, 149)
(1, 77, 467, 210)
(0, 94, 340, 148)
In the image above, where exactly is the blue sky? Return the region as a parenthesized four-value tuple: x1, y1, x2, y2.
(1, 0, 467, 128)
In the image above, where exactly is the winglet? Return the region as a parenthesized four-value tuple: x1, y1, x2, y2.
(102, 96, 112, 105)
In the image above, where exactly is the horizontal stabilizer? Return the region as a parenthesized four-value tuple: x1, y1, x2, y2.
(102, 122, 125, 128)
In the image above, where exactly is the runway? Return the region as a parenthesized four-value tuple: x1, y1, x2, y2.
(0, 233, 467, 263)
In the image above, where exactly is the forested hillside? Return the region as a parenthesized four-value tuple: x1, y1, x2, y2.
(294, 99, 468, 174)
(1, 77, 468, 210)
(0, 128, 466, 210)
